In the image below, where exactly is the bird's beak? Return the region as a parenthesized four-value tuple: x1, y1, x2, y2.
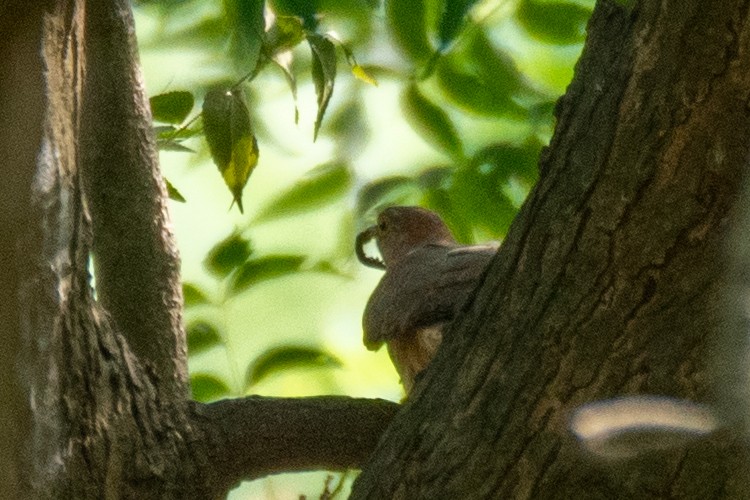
(355, 226, 386, 270)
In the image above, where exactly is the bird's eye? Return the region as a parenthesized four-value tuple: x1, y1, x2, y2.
(378, 221, 387, 231)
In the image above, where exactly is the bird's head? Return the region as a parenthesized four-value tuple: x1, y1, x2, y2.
(356, 206, 456, 269)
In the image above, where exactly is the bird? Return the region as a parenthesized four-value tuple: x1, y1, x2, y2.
(356, 206, 498, 393)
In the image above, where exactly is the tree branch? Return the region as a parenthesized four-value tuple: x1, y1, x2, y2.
(191, 396, 400, 493)
(79, 0, 187, 394)
(0, 2, 48, 496)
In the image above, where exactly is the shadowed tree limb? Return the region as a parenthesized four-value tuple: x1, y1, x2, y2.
(191, 397, 399, 492)
(79, 0, 188, 395)
(0, 2, 48, 496)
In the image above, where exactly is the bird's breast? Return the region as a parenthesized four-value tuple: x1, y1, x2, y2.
(386, 324, 444, 393)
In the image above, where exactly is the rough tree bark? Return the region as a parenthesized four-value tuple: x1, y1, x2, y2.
(0, 1, 397, 498)
(0, 3, 46, 497)
(352, 0, 750, 498)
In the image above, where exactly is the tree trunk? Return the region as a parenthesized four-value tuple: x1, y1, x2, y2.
(0, 3, 47, 498)
(0, 0, 397, 498)
(352, 0, 750, 498)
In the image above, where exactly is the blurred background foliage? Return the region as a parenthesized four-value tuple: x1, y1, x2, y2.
(133, 0, 593, 496)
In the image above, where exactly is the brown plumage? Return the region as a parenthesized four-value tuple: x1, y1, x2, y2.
(356, 206, 497, 393)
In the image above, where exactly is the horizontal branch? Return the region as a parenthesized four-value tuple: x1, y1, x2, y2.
(190, 396, 400, 492)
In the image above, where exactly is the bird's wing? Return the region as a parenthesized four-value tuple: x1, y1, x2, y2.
(362, 242, 497, 350)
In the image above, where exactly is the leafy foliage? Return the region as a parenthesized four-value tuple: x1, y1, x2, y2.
(517, 0, 591, 45)
(437, 0, 480, 51)
(401, 84, 464, 160)
(202, 88, 259, 212)
(385, 0, 432, 65)
(355, 176, 421, 219)
(225, 0, 265, 70)
(245, 345, 342, 389)
(182, 283, 211, 306)
(307, 34, 338, 140)
(228, 255, 306, 295)
(187, 320, 224, 354)
(190, 373, 231, 402)
(436, 31, 527, 118)
(204, 232, 253, 278)
(165, 178, 187, 202)
(183, 233, 348, 404)
(140, 0, 593, 387)
(265, 15, 306, 54)
(137, 0, 592, 493)
(150, 91, 195, 124)
(255, 162, 353, 222)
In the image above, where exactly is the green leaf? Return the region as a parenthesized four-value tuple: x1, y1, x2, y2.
(226, 0, 266, 70)
(245, 345, 342, 388)
(157, 140, 196, 153)
(154, 125, 201, 149)
(190, 373, 231, 402)
(528, 100, 556, 125)
(186, 320, 224, 354)
(255, 163, 352, 222)
(401, 84, 463, 159)
(150, 91, 195, 124)
(264, 15, 306, 55)
(268, 0, 318, 29)
(165, 178, 186, 202)
(228, 255, 306, 295)
(437, 0, 479, 50)
(150, 17, 227, 49)
(516, 0, 591, 45)
(385, 0, 433, 64)
(334, 38, 378, 86)
(473, 142, 541, 184)
(202, 89, 237, 175)
(204, 232, 253, 278)
(467, 30, 524, 101)
(307, 34, 337, 140)
(355, 176, 421, 218)
(153, 125, 176, 136)
(436, 58, 518, 117)
(309, 260, 348, 277)
(183, 282, 211, 307)
(352, 65, 377, 85)
(202, 88, 259, 212)
(417, 166, 475, 243)
(271, 56, 299, 123)
(448, 143, 540, 237)
(325, 99, 370, 156)
(154, 124, 201, 144)
(417, 165, 453, 192)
